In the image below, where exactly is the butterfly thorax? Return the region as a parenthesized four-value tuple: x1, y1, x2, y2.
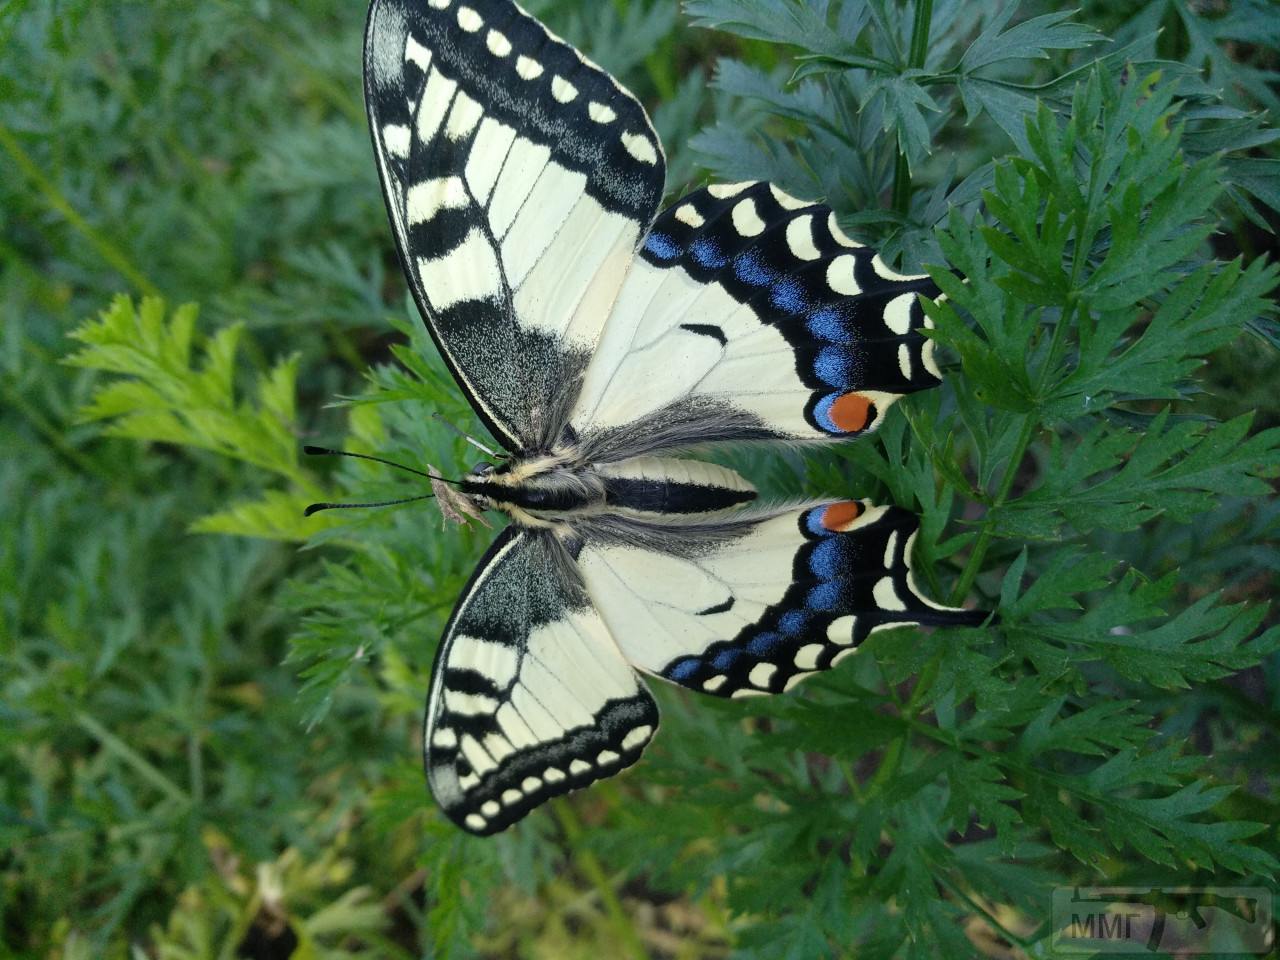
(460, 452, 605, 528)
(459, 451, 762, 529)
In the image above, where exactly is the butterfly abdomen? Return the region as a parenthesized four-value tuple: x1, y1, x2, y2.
(595, 456, 757, 520)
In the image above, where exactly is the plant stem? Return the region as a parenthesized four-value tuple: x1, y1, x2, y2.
(0, 123, 161, 298)
(75, 711, 189, 806)
(890, 0, 934, 217)
(552, 799, 651, 960)
(948, 413, 1037, 605)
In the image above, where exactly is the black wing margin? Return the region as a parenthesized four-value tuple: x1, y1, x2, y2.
(365, 0, 667, 450)
(424, 527, 659, 835)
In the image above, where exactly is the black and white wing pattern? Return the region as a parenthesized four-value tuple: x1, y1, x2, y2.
(425, 528, 658, 835)
(577, 502, 984, 698)
(569, 181, 944, 457)
(365, 0, 665, 450)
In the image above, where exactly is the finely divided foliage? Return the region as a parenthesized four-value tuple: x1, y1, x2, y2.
(2, 1, 1278, 958)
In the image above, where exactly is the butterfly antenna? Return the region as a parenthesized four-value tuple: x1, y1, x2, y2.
(304, 494, 436, 517)
(303, 445, 463, 484)
(431, 413, 502, 459)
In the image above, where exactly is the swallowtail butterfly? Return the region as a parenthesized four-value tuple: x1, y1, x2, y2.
(361, 0, 984, 835)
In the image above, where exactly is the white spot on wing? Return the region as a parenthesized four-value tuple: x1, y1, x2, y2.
(588, 101, 616, 123)
(465, 813, 485, 830)
(486, 29, 511, 56)
(428, 0, 450, 8)
(831, 648, 859, 666)
(883, 292, 917, 335)
(404, 36, 432, 72)
(569, 758, 591, 775)
(921, 338, 942, 379)
(406, 176, 468, 225)
(826, 615, 856, 644)
(674, 203, 704, 228)
(516, 55, 544, 80)
(794, 644, 824, 670)
(898, 343, 913, 380)
(884, 531, 899, 572)
(621, 725, 652, 751)
(597, 749, 620, 765)
(501, 788, 522, 805)
(873, 576, 907, 612)
(732, 198, 766, 237)
(481, 800, 500, 816)
(749, 662, 776, 688)
(703, 674, 726, 692)
(544, 767, 566, 782)
(447, 689, 498, 716)
(446, 91, 484, 140)
(621, 131, 658, 165)
(828, 212, 863, 247)
(872, 254, 927, 281)
(456, 5, 483, 32)
(432, 726, 457, 749)
(786, 214, 820, 261)
(770, 183, 810, 209)
(521, 776, 542, 792)
(551, 75, 578, 103)
(708, 181, 754, 199)
(382, 124, 410, 158)
(826, 254, 861, 296)
(418, 227, 502, 310)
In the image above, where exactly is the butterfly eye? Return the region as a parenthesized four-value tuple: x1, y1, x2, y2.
(469, 462, 494, 477)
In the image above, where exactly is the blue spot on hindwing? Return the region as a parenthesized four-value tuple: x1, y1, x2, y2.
(814, 393, 844, 434)
(644, 231, 681, 262)
(733, 250, 774, 286)
(778, 610, 811, 635)
(807, 306, 856, 344)
(747, 632, 783, 656)
(809, 538, 845, 579)
(712, 648, 742, 671)
(769, 278, 808, 314)
(805, 507, 832, 537)
(814, 346, 859, 388)
(807, 581, 843, 612)
(692, 238, 726, 269)
(667, 658, 701, 681)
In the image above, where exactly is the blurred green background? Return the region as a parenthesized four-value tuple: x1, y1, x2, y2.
(2, 1, 1277, 958)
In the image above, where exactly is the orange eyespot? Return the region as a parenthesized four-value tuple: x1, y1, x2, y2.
(821, 500, 862, 532)
(827, 392, 872, 433)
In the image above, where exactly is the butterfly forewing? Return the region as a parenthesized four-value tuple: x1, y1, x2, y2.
(425, 527, 658, 835)
(365, 0, 667, 450)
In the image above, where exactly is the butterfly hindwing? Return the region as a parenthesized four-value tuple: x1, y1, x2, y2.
(365, 0, 667, 450)
(575, 501, 983, 699)
(425, 527, 658, 835)
(569, 181, 945, 458)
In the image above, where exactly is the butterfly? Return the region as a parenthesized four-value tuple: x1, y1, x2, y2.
(359, 0, 984, 835)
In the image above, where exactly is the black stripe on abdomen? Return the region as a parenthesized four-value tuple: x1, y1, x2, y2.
(603, 477, 756, 515)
